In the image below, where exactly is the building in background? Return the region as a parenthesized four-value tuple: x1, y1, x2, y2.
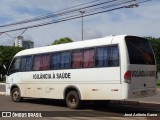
(14, 36, 34, 49)
(22, 40, 34, 49)
(14, 36, 23, 47)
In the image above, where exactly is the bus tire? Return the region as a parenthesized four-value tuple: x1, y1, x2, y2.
(11, 88, 23, 102)
(66, 91, 80, 109)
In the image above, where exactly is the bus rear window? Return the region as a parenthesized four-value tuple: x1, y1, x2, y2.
(125, 36, 155, 65)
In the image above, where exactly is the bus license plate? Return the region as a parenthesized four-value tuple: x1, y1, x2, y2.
(141, 91, 148, 96)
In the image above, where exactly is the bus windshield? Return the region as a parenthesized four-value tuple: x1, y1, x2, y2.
(125, 36, 155, 65)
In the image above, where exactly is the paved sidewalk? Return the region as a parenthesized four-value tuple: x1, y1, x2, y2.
(136, 88, 160, 107)
(130, 88, 160, 103)
(112, 88, 160, 108)
(0, 83, 5, 95)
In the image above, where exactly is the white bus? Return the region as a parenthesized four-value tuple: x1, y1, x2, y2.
(6, 35, 157, 109)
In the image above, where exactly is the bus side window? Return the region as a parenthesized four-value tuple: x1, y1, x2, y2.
(21, 56, 32, 71)
(41, 54, 50, 70)
(61, 52, 71, 69)
(8, 58, 21, 75)
(83, 49, 95, 68)
(95, 45, 119, 67)
(108, 46, 119, 67)
(33, 54, 50, 71)
(51, 53, 61, 70)
(72, 50, 83, 69)
(96, 47, 108, 67)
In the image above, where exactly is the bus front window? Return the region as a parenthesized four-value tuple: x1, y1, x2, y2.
(8, 58, 21, 75)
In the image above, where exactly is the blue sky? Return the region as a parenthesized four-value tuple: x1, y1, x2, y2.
(0, 0, 159, 47)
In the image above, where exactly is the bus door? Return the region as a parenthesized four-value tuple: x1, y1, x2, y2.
(6, 58, 22, 95)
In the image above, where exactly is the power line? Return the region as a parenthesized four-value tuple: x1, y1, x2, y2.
(19, 28, 28, 36)
(0, 0, 137, 28)
(0, 0, 114, 28)
(0, 1, 130, 32)
(0, 0, 151, 34)
(1, 28, 28, 39)
(0, 7, 137, 33)
(4, 33, 16, 38)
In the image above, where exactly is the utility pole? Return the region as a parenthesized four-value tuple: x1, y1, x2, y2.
(80, 11, 85, 41)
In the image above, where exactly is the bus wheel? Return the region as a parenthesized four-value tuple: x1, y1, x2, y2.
(11, 88, 23, 102)
(66, 91, 80, 109)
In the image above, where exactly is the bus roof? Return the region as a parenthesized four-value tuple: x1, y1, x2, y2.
(15, 35, 127, 57)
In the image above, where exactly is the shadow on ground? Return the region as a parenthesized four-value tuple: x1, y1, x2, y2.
(21, 98, 160, 117)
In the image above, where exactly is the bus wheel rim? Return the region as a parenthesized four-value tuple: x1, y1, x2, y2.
(13, 91, 19, 100)
(69, 95, 76, 106)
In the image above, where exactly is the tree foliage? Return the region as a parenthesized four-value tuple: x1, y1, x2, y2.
(0, 46, 23, 81)
(51, 37, 73, 45)
(146, 37, 160, 70)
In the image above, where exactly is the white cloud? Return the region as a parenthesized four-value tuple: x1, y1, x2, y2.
(0, 0, 160, 47)
(83, 0, 160, 38)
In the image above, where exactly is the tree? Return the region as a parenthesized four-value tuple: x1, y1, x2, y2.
(0, 46, 23, 81)
(51, 37, 73, 45)
(146, 37, 160, 71)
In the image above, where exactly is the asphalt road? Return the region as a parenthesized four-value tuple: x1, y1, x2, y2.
(0, 84, 160, 119)
(0, 95, 159, 120)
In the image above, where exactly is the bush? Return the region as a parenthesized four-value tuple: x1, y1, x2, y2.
(157, 80, 160, 88)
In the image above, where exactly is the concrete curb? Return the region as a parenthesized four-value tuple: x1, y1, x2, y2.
(0, 92, 5, 95)
(113, 90, 160, 108)
(111, 100, 160, 108)
(0, 83, 5, 85)
(139, 102, 160, 108)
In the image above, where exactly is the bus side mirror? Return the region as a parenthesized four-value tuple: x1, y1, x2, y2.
(3, 65, 6, 70)
(3, 64, 9, 76)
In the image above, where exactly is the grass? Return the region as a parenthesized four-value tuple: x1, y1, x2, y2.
(157, 80, 160, 88)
